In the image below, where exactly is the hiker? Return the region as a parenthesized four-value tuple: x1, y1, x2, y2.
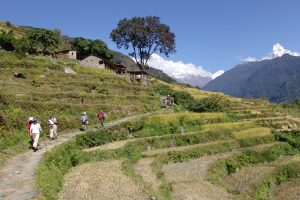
(167, 95, 174, 107)
(162, 97, 168, 106)
(27, 117, 34, 148)
(97, 111, 106, 128)
(30, 119, 42, 152)
(81, 112, 88, 130)
(80, 96, 85, 105)
(48, 117, 58, 140)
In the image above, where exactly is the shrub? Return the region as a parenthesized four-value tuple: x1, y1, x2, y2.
(152, 83, 174, 96)
(192, 95, 231, 112)
(275, 163, 300, 185)
(0, 30, 15, 51)
(152, 83, 197, 110)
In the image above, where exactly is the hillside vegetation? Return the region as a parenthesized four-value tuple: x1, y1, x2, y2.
(0, 50, 163, 166)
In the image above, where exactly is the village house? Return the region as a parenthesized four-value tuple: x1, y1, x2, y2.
(80, 55, 126, 74)
(80, 56, 105, 68)
(128, 70, 150, 85)
(56, 50, 77, 59)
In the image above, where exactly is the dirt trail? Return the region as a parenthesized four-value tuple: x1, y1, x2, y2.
(60, 160, 147, 200)
(0, 112, 159, 200)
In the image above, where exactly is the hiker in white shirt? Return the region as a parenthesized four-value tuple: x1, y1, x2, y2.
(30, 119, 42, 152)
(49, 117, 58, 140)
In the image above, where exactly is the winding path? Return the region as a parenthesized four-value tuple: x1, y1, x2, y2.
(0, 112, 161, 200)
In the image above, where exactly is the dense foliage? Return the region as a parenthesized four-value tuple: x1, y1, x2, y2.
(26, 28, 61, 54)
(192, 95, 231, 112)
(110, 16, 176, 71)
(70, 37, 114, 60)
(0, 30, 15, 51)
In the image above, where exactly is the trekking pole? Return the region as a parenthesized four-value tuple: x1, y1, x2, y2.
(42, 131, 47, 151)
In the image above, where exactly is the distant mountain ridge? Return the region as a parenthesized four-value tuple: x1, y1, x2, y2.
(204, 53, 300, 103)
(147, 53, 224, 87)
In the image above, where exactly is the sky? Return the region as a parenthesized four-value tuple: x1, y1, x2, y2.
(1, 0, 300, 73)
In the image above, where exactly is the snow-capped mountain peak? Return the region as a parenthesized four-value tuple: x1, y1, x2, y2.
(272, 43, 286, 57)
(211, 70, 224, 79)
(242, 43, 300, 62)
(271, 43, 300, 58)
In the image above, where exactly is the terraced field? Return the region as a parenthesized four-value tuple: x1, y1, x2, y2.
(0, 51, 162, 166)
(54, 99, 300, 200)
(1, 51, 300, 200)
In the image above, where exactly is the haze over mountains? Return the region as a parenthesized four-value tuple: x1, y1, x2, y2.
(204, 44, 300, 103)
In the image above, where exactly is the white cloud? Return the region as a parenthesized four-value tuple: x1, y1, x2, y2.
(148, 54, 213, 79)
(241, 43, 300, 63)
(241, 56, 257, 62)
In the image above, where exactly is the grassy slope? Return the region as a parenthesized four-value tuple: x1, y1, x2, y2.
(0, 50, 161, 166)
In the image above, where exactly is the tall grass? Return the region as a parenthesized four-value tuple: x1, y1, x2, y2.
(147, 112, 227, 124)
(232, 127, 272, 139)
(201, 121, 256, 132)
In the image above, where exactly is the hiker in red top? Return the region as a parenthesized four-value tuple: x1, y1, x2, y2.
(97, 111, 106, 128)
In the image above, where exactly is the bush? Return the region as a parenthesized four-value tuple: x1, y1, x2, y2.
(171, 90, 195, 109)
(0, 31, 15, 51)
(192, 95, 231, 112)
(75, 129, 127, 148)
(275, 163, 300, 185)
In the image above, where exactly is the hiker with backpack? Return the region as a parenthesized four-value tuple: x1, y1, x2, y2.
(97, 111, 106, 128)
(27, 117, 34, 148)
(81, 112, 88, 130)
(48, 117, 58, 140)
(30, 119, 42, 152)
(167, 95, 174, 107)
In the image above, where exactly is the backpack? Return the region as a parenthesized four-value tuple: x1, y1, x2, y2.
(97, 112, 104, 120)
(81, 115, 88, 123)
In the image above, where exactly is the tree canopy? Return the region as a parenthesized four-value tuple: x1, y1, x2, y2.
(26, 28, 61, 54)
(70, 37, 114, 60)
(110, 16, 176, 71)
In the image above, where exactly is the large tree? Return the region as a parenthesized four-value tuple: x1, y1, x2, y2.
(110, 16, 176, 71)
(26, 28, 61, 54)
